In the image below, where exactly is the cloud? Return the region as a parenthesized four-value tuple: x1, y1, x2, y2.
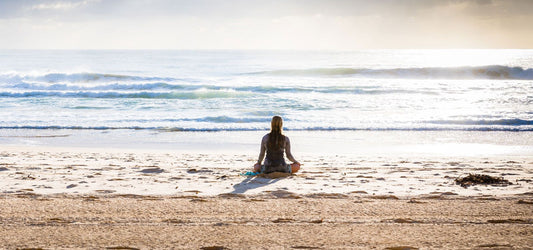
(31, 0, 100, 11)
(0, 0, 532, 49)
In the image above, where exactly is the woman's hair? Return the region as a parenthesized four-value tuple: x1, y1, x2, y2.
(268, 116, 285, 150)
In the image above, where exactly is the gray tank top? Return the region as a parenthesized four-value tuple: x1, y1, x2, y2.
(264, 135, 287, 173)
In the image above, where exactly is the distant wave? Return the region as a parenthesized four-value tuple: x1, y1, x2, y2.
(0, 72, 176, 83)
(7, 82, 198, 91)
(0, 84, 439, 97)
(2, 118, 532, 132)
(250, 65, 533, 80)
(427, 118, 533, 126)
(1, 127, 531, 132)
(108, 116, 274, 124)
(0, 90, 250, 99)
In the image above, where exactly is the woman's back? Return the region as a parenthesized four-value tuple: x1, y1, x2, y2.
(254, 116, 300, 174)
(263, 133, 288, 172)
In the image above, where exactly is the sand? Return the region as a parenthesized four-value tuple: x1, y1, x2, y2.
(1, 146, 532, 197)
(1, 145, 532, 248)
(1, 196, 532, 249)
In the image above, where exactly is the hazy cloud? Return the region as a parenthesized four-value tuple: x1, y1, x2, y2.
(0, 0, 531, 49)
(31, 0, 100, 10)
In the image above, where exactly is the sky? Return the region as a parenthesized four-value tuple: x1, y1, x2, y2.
(0, 0, 532, 50)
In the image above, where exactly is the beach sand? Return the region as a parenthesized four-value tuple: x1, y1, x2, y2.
(1, 196, 532, 249)
(1, 145, 532, 197)
(0, 144, 532, 248)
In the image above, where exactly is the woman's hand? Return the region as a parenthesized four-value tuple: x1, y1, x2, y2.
(253, 163, 261, 172)
(291, 161, 301, 173)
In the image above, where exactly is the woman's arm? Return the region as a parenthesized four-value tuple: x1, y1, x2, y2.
(256, 135, 268, 164)
(285, 136, 298, 163)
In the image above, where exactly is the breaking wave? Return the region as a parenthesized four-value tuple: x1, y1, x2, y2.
(1, 118, 532, 132)
(251, 65, 533, 80)
(0, 72, 176, 83)
(0, 86, 438, 97)
(427, 118, 533, 126)
(0, 90, 250, 99)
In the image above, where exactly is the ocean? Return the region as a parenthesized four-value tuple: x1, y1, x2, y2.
(0, 49, 532, 154)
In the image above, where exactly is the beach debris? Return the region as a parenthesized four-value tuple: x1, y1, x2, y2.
(455, 173, 512, 188)
(291, 246, 321, 249)
(517, 199, 533, 204)
(66, 184, 78, 189)
(0, 166, 9, 171)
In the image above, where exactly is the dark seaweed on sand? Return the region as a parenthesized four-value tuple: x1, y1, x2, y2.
(455, 173, 512, 188)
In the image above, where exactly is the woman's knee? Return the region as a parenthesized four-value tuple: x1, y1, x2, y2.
(291, 163, 300, 173)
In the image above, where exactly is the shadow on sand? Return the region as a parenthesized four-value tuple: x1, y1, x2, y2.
(231, 172, 292, 194)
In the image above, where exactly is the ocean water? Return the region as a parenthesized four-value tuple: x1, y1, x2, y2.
(0, 49, 532, 133)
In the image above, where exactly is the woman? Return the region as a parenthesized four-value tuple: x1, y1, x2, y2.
(254, 116, 301, 174)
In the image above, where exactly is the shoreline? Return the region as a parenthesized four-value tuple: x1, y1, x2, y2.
(1, 129, 532, 156)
